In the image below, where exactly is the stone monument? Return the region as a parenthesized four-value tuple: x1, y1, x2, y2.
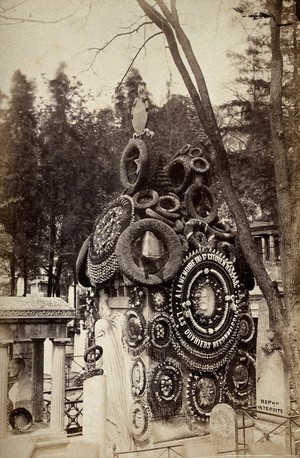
(210, 403, 238, 455)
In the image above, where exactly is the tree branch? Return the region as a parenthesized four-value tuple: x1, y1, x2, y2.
(88, 21, 153, 70)
(89, 21, 153, 54)
(115, 31, 163, 93)
(0, 0, 85, 25)
(136, 1, 283, 344)
(0, 0, 29, 14)
(156, 0, 223, 150)
(136, 0, 208, 128)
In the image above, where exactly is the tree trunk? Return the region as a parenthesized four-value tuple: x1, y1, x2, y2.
(10, 249, 16, 296)
(47, 212, 56, 297)
(22, 256, 28, 296)
(137, 0, 300, 407)
(267, 0, 300, 404)
(53, 256, 63, 297)
(136, 0, 284, 311)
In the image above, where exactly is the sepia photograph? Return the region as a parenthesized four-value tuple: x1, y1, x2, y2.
(0, 1, 299, 457)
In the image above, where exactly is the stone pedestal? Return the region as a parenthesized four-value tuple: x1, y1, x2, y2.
(210, 403, 238, 455)
(83, 375, 107, 457)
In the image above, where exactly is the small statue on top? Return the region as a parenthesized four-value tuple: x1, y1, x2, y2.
(131, 82, 154, 138)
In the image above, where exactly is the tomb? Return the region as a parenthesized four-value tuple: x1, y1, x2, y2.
(0, 296, 74, 458)
(76, 88, 257, 455)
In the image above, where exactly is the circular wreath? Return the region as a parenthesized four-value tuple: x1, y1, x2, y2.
(76, 235, 92, 288)
(239, 313, 255, 344)
(190, 156, 210, 174)
(186, 371, 222, 422)
(123, 309, 148, 355)
(148, 286, 170, 312)
(224, 352, 255, 406)
(131, 358, 147, 397)
(133, 189, 159, 211)
(87, 253, 119, 286)
(116, 218, 183, 286)
(9, 408, 33, 433)
(188, 146, 203, 158)
(147, 313, 173, 351)
(181, 144, 192, 155)
(119, 139, 148, 194)
(210, 221, 235, 241)
(130, 400, 152, 446)
(89, 195, 134, 263)
(157, 194, 181, 213)
(84, 345, 103, 364)
(120, 139, 158, 194)
(169, 249, 242, 371)
(148, 359, 183, 419)
(167, 156, 192, 194)
(184, 184, 217, 223)
(87, 196, 134, 285)
(184, 220, 234, 249)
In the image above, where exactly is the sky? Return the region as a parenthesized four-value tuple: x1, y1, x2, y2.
(0, 0, 254, 110)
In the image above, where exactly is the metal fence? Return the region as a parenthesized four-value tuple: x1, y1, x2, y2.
(239, 406, 300, 456)
(43, 386, 83, 435)
(112, 444, 183, 458)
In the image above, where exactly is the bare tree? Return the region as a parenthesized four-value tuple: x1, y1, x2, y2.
(134, 0, 300, 408)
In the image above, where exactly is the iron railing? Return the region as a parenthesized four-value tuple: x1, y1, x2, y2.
(43, 386, 83, 435)
(239, 406, 300, 456)
(112, 444, 183, 458)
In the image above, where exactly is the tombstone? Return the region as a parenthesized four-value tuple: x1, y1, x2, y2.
(210, 403, 238, 455)
(254, 300, 290, 455)
(256, 301, 290, 422)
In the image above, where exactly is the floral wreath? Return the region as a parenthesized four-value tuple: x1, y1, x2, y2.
(186, 371, 223, 423)
(147, 312, 173, 350)
(128, 286, 146, 309)
(9, 408, 33, 434)
(130, 400, 152, 446)
(169, 249, 242, 371)
(131, 358, 147, 397)
(224, 351, 255, 406)
(87, 195, 134, 285)
(82, 288, 97, 348)
(148, 359, 183, 419)
(123, 309, 148, 355)
(239, 313, 255, 344)
(148, 286, 170, 312)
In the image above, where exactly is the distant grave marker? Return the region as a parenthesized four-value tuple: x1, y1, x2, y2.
(210, 403, 238, 455)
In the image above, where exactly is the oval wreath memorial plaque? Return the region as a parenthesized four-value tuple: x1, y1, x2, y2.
(87, 195, 134, 285)
(148, 359, 183, 419)
(186, 371, 222, 422)
(170, 249, 243, 371)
